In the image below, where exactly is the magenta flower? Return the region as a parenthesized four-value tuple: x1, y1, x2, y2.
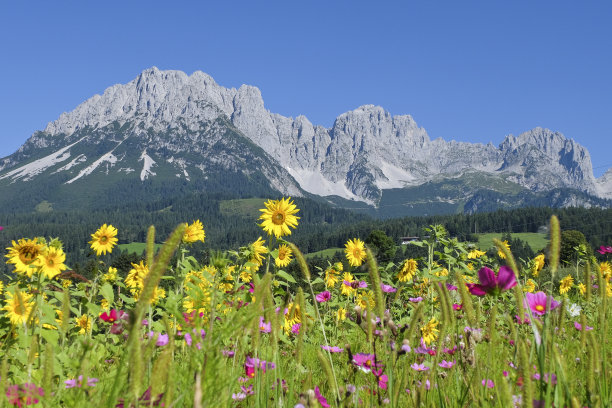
(65, 375, 99, 388)
(597, 245, 612, 255)
(0, 226, 4, 231)
(344, 280, 368, 289)
(524, 292, 560, 315)
(373, 368, 388, 389)
(321, 345, 344, 353)
(452, 303, 462, 311)
(411, 363, 430, 372)
(380, 283, 397, 293)
(409, 296, 423, 303)
(259, 316, 271, 333)
(148, 332, 169, 346)
(414, 338, 434, 354)
(481, 379, 495, 388)
(467, 266, 517, 296)
(6, 383, 44, 406)
(314, 386, 330, 408)
(315, 291, 331, 303)
(438, 360, 456, 368)
(573, 321, 593, 331)
(100, 309, 120, 323)
(352, 353, 379, 373)
(291, 323, 301, 334)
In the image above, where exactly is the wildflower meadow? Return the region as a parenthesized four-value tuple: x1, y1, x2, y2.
(0, 198, 610, 407)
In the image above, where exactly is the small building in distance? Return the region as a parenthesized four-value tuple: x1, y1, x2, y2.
(400, 236, 420, 245)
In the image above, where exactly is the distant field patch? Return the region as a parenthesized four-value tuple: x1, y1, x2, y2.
(219, 198, 267, 218)
(306, 247, 343, 259)
(477, 232, 548, 252)
(118, 242, 162, 254)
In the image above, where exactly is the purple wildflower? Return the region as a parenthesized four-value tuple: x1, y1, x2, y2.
(438, 360, 456, 368)
(411, 363, 430, 372)
(380, 283, 397, 293)
(467, 266, 517, 296)
(321, 345, 344, 353)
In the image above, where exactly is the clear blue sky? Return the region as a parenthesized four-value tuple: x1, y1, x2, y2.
(1, 1, 611, 176)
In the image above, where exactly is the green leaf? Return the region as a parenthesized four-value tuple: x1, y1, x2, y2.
(276, 270, 297, 283)
(40, 328, 60, 345)
(99, 282, 115, 305)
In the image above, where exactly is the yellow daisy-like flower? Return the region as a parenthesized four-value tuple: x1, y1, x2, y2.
(284, 302, 302, 334)
(182, 220, 205, 244)
(150, 286, 166, 305)
(524, 279, 536, 293)
(61, 279, 72, 288)
(435, 267, 449, 277)
(89, 224, 118, 256)
(250, 237, 268, 266)
(3, 289, 34, 326)
(74, 314, 91, 335)
(397, 259, 418, 282)
(497, 240, 510, 259)
(0, 281, 3, 295)
(5, 238, 44, 276)
(559, 275, 574, 295)
(421, 317, 439, 345)
(607, 284, 612, 298)
(324, 267, 340, 288)
(275, 244, 293, 268)
(467, 249, 486, 259)
(532, 254, 545, 276)
(258, 197, 300, 238)
(334, 262, 344, 272)
(336, 307, 347, 321)
(466, 263, 474, 271)
(100, 299, 110, 311)
(600, 261, 611, 280)
(102, 266, 118, 283)
(577, 283, 586, 295)
(240, 268, 253, 283)
(38, 246, 67, 279)
(345, 238, 366, 267)
(340, 272, 355, 296)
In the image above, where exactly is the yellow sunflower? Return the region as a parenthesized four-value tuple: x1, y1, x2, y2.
(0, 281, 3, 295)
(532, 254, 545, 276)
(258, 197, 300, 238)
(397, 259, 418, 282)
(250, 237, 268, 266)
(336, 307, 347, 321)
(577, 283, 586, 295)
(345, 238, 366, 267)
(182, 220, 205, 244)
(89, 224, 118, 256)
(600, 261, 611, 280)
(3, 289, 34, 326)
(421, 317, 439, 345)
(38, 246, 67, 279)
(125, 261, 149, 292)
(324, 267, 340, 288)
(467, 249, 485, 259)
(340, 272, 356, 296)
(5, 238, 44, 276)
(497, 240, 510, 259)
(275, 244, 293, 267)
(74, 314, 91, 335)
(559, 275, 573, 295)
(524, 279, 536, 293)
(102, 267, 118, 283)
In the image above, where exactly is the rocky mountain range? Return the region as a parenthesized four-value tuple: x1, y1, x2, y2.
(1, 67, 611, 216)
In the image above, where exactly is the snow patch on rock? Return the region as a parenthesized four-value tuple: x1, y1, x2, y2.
(0, 140, 81, 182)
(139, 150, 157, 181)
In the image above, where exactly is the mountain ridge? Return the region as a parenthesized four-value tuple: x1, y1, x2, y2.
(1, 67, 610, 215)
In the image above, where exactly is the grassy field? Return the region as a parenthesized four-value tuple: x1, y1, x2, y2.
(117, 242, 162, 254)
(305, 247, 343, 259)
(477, 232, 549, 252)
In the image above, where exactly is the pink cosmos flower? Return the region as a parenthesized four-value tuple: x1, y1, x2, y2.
(344, 280, 368, 289)
(321, 345, 344, 353)
(411, 363, 430, 372)
(380, 284, 397, 293)
(373, 368, 388, 389)
(291, 323, 301, 334)
(314, 386, 330, 408)
(438, 360, 456, 368)
(524, 292, 560, 315)
(352, 353, 379, 373)
(409, 297, 423, 303)
(481, 379, 495, 388)
(315, 291, 331, 303)
(452, 303, 462, 311)
(259, 316, 271, 333)
(147, 332, 169, 346)
(467, 266, 517, 296)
